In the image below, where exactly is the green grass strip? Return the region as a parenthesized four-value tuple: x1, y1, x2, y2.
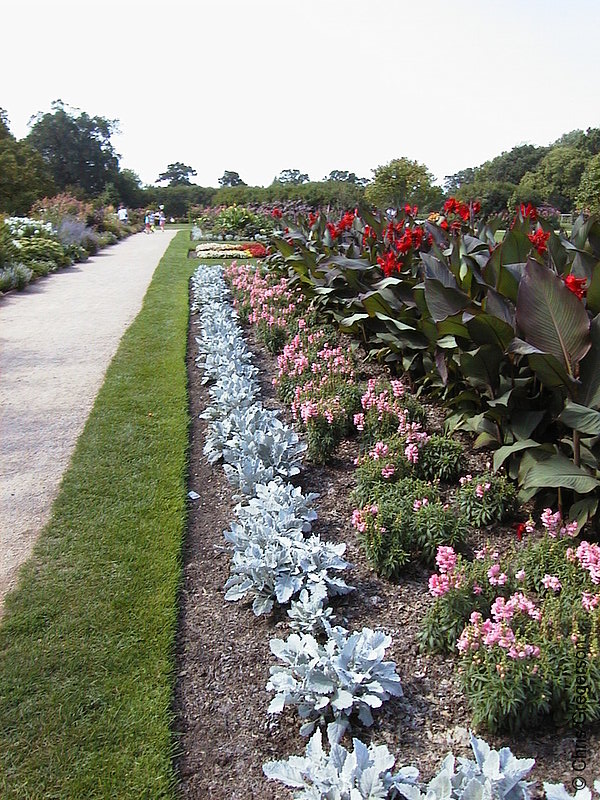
(0, 232, 196, 799)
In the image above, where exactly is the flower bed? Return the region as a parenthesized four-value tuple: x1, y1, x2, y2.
(186, 258, 600, 798)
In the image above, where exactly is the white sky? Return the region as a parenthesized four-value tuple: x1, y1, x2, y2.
(2, 0, 600, 189)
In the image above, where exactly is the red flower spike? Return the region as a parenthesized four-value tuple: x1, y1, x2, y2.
(527, 229, 551, 255)
(563, 274, 587, 300)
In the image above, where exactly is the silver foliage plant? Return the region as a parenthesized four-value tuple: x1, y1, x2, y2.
(191, 264, 352, 615)
(223, 482, 352, 616)
(264, 731, 597, 800)
(267, 624, 403, 743)
(263, 728, 419, 800)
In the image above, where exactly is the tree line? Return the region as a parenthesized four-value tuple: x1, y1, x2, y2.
(1, 100, 599, 218)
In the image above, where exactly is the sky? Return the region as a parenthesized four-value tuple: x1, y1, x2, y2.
(2, 0, 600, 190)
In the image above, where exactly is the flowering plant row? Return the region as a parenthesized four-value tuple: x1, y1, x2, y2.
(194, 241, 267, 259)
(226, 262, 513, 578)
(265, 203, 600, 525)
(190, 263, 403, 747)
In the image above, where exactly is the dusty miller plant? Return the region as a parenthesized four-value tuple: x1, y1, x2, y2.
(267, 624, 402, 742)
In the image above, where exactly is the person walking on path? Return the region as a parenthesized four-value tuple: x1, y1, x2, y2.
(0, 229, 177, 617)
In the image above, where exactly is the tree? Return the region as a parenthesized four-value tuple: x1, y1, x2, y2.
(156, 162, 197, 186)
(26, 100, 119, 197)
(219, 170, 246, 187)
(276, 168, 310, 185)
(322, 170, 367, 186)
(444, 168, 476, 195)
(479, 144, 548, 186)
(512, 146, 588, 211)
(576, 152, 600, 213)
(0, 109, 53, 214)
(115, 168, 145, 208)
(365, 157, 442, 211)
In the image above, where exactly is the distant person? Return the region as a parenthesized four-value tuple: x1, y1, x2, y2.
(144, 211, 154, 234)
(159, 210, 166, 231)
(148, 210, 156, 232)
(117, 204, 128, 224)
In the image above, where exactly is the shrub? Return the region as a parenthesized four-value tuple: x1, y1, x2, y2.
(455, 471, 517, 527)
(352, 478, 466, 576)
(267, 624, 403, 741)
(420, 523, 600, 732)
(56, 216, 99, 255)
(415, 434, 464, 482)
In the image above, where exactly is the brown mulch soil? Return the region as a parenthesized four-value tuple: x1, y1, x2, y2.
(173, 306, 600, 799)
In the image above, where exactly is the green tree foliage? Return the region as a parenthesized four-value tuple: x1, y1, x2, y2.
(26, 100, 119, 197)
(276, 168, 310, 185)
(364, 157, 443, 211)
(443, 167, 476, 194)
(512, 146, 588, 211)
(576, 152, 600, 213)
(455, 180, 515, 217)
(114, 169, 145, 208)
(219, 170, 246, 187)
(323, 170, 367, 185)
(156, 162, 197, 186)
(479, 144, 549, 185)
(0, 110, 54, 214)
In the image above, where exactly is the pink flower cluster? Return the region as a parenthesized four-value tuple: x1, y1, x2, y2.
(541, 508, 578, 538)
(576, 541, 600, 585)
(459, 474, 491, 498)
(541, 574, 562, 592)
(298, 396, 343, 426)
(356, 379, 430, 462)
(457, 611, 541, 661)
(276, 332, 355, 396)
(491, 593, 541, 622)
(351, 505, 379, 534)
(582, 592, 600, 612)
(428, 546, 463, 596)
(226, 262, 296, 331)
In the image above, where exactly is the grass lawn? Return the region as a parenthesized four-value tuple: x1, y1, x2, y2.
(0, 232, 197, 799)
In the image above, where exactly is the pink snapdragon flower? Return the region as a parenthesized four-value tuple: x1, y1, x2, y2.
(542, 574, 562, 592)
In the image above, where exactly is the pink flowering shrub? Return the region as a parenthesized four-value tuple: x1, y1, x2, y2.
(351, 476, 466, 577)
(421, 520, 600, 732)
(225, 261, 301, 353)
(355, 378, 427, 445)
(454, 471, 517, 527)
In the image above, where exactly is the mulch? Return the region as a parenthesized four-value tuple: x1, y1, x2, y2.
(173, 297, 600, 799)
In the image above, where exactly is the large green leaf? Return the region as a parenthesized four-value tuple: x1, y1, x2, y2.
(516, 258, 591, 376)
(579, 313, 600, 408)
(467, 313, 514, 350)
(585, 262, 600, 314)
(522, 452, 599, 494)
(424, 279, 471, 323)
(493, 439, 542, 472)
(559, 401, 600, 435)
(460, 346, 502, 393)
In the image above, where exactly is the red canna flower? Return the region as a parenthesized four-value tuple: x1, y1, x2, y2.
(377, 250, 402, 277)
(528, 229, 551, 255)
(520, 202, 537, 220)
(514, 522, 526, 542)
(439, 219, 449, 231)
(271, 208, 283, 219)
(308, 212, 318, 227)
(472, 201, 481, 214)
(563, 274, 587, 300)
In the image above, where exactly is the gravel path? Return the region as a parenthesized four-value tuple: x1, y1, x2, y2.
(0, 231, 177, 616)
